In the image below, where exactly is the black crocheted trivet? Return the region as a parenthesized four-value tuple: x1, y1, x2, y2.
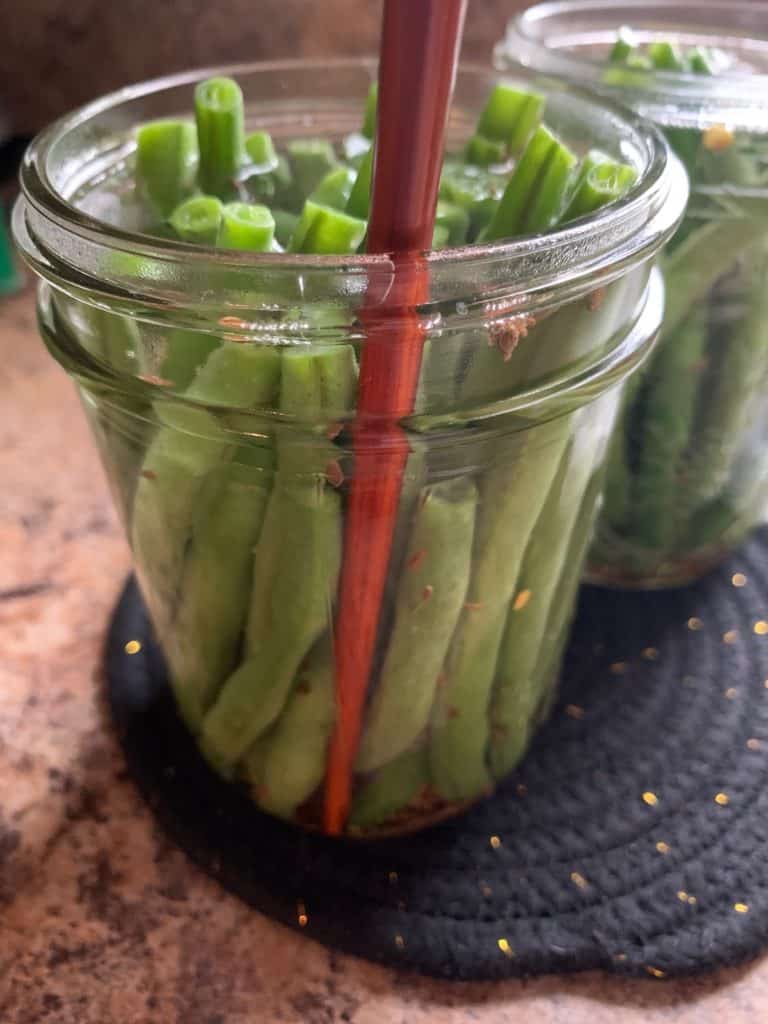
(106, 529, 768, 981)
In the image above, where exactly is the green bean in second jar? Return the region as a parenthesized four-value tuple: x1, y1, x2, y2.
(678, 242, 768, 522)
(625, 305, 709, 552)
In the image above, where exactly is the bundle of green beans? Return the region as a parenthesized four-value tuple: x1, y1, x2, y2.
(79, 75, 639, 833)
(590, 32, 768, 586)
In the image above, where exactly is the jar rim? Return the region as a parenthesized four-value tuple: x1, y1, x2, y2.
(500, 0, 768, 131)
(14, 58, 685, 320)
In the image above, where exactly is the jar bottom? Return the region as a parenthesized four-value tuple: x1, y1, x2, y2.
(235, 694, 563, 839)
(585, 527, 756, 590)
(331, 797, 482, 840)
(256, 780, 487, 840)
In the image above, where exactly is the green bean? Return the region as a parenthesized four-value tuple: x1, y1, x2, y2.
(272, 209, 300, 248)
(679, 244, 768, 519)
(167, 443, 274, 729)
(199, 472, 341, 774)
(434, 200, 470, 245)
(378, 446, 428, 666)
(349, 747, 429, 829)
(346, 147, 374, 220)
(356, 477, 477, 772)
(523, 137, 577, 232)
(648, 41, 686, 71)
(465, 134, 507, 167)
(485, 126, 576, 240)
(132, 344, 280, 633)
(688, 47, 714, 74)
(250, 637, 336, 820)
(199, 346, 355, 774)
(361, 82, 378, 139)
(476, 82, 545, 156)
(609, 27, 637, 63)
(429, 416, 572, 801)
(489, 422, 602, 778)
(469, 196, 500, 239)
(288, 200, 367, 254)
(286, 138, 339, 199)
(310, 166, 357, 210)
(562, 157, 637, 221)
(245, 130, 278, 169)
(135, 119, 198, 218)
(242, 154, 298, 209)
(661, 218, 768, 337)
(529, 466, 607, 726)
(169, 196, 224, 245)
(216, 202, 275, 251)
(195, 77, 245, 199)
(627, 306, 709, 550)
(157, 329, 219, 391)
(599, 362, 647, 535)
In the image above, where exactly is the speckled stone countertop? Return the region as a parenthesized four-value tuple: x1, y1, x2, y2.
(3, 283, 768, 1022)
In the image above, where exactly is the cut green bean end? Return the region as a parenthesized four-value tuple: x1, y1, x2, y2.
(217, 202, 276, 251)
(169, 195, 224, 245)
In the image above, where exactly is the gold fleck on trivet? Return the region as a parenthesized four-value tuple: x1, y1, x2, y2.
(724, 688, 739, 700)
(656, 841, 670, 854)
(703, 123, 734, 151)
(723, 630, 739, 644)
(124, 639, 142, 655)
(747, 738, 761, 751)
(489, 835, 502, 850)
(646, 966, 666, 979)
(642, 647, 659, 661)
(715, 792, 730, 806)
(732, 573, 748, 587)
(497, 938, 514, 958)
(687, 617, 703, 631)
(570, 872, 589, 891)
(734, 903, 750, 914)
(643, 791, 659, 807)
(754, 621, 768, 636)
(297, 901, 308, 928)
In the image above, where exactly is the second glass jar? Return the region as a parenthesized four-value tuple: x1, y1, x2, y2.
(500, 0, 768, 587)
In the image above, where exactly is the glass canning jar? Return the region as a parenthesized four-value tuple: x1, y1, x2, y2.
(14, 60, 685, 833)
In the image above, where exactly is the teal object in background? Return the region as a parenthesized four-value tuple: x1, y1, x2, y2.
(0, 203, 21, 295)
